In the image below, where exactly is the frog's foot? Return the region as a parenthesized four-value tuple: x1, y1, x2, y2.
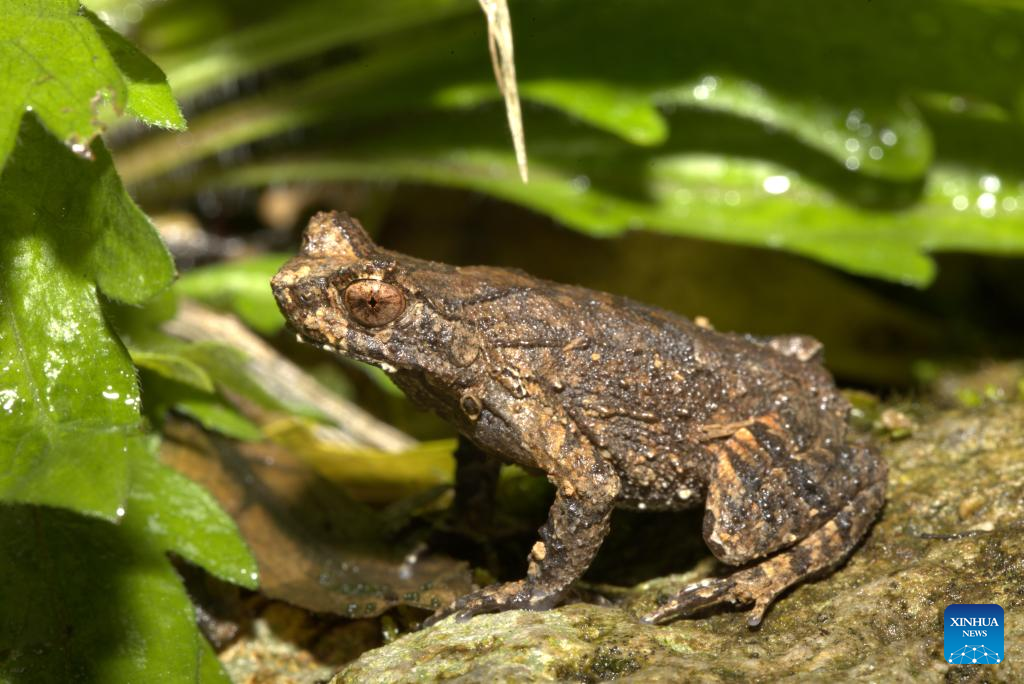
(421, 580, 563, 628)
(641, 476, 886, 627)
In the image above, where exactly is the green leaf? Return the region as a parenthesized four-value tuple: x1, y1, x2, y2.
(176, 396, 265, 441)
(0, 505, 206, 682)
(176, 254, 291, 334)
(115, 0, 1024, 282)
(140, 370, 265, 442)
(132, 349, 215, 392)
(198, 638, 232, 684)
(0, 0, 184, 169)
(86, 9, 187, 130)
(651, 77, 932, 181)
(437, 79, 670, 146)
(201, 107, 1024, 285)
(180, 342, 293, 412)
(126, 448, 258, 589)
(0, 117, 175, 519)
(154, 0, 474, 98)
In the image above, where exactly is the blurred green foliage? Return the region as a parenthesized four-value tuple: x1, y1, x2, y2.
(110, 0, 1024, 284)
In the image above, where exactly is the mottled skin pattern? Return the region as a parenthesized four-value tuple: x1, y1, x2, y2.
(271, 212, 887, 627)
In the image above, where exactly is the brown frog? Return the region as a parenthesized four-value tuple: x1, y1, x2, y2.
(271, 212, 887, 627)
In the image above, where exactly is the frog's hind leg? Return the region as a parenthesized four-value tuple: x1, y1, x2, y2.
(642, 429, 886, 626)
(642, 473, 884, 626)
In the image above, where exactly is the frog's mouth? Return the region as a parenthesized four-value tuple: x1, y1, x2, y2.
(287, 320, 406, 376)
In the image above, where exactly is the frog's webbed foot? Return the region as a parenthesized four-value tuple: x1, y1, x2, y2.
(642, 472, 886, 627)
(641, 574, 751, 626)
(422, 579, 563, 628)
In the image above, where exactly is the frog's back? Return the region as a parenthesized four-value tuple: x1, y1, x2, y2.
(461, 278, 851, 510)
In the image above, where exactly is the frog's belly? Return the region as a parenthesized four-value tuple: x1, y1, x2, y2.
(610, 451, 706, 512)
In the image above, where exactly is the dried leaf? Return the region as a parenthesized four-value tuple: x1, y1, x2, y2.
(161, 421, 472, 618)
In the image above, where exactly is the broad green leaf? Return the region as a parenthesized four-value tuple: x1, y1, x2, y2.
(437, 77, 932, 179)
(176, 254, 291, 334)
(199, 638, 231, 684)
(0, 0, 184, 169)
(0, 118, 174, 519)
(0, 505, 205, 682)
(437, 80, 670, 147)
(114, 0, 1024, 282)
(652, 77, 932, 181)
(197, 108, 1024, 285)
(127, 449, 258, 588)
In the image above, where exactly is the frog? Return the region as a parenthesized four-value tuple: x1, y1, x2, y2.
(271, 211, 887, 627)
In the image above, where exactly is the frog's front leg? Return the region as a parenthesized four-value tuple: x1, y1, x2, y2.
(452, 436, 502, 531)
(427, 438, 620, 625)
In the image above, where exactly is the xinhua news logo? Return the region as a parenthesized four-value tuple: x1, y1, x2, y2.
(944, 604, 1004, 665)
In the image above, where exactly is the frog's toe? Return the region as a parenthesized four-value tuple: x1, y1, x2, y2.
(420, 604, 481, 629)
(640, 576, 744, 625)
(422, 580, 561, 629)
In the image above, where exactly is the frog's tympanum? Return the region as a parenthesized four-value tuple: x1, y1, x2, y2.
(272, 212, 887, 627)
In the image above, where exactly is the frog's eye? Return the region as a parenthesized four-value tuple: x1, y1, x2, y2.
(343, 279, 406, 327)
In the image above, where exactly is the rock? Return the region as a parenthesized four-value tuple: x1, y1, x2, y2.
(335, 400, 1024, 683)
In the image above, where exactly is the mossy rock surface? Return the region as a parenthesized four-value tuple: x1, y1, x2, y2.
(335, 399, 1024, 683)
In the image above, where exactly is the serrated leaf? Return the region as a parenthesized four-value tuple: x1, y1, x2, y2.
(0, 505, 205, 682)
(127, 449, 258, 588)
(87, 9, 187, 130)
(0, 0, 184, 169)
(0, 118, 174, 519)
(176, 254, 291, 334)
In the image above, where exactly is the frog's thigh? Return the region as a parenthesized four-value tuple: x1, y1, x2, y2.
(644, 458, 885, 626)
(702, 420, 862, 564)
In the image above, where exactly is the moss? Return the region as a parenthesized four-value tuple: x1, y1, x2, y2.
(553, 645, 647, 682)
(335, 380, 1024, 683)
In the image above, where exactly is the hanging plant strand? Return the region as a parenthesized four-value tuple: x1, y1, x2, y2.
(479, 0, 528, 183)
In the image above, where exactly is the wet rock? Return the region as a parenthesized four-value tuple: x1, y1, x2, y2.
(334, 398, 1024, 682)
